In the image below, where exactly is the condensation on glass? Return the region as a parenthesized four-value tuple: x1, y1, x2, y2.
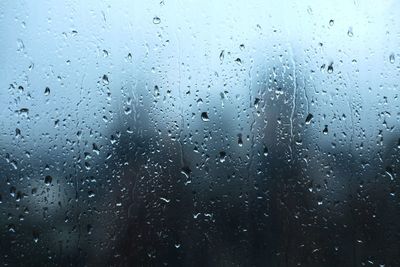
(0, 0, 399, 266)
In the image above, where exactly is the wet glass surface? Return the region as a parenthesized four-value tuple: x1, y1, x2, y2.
(1, 1, 400, 266)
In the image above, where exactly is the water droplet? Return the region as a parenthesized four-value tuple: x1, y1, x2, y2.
(153, 16, 161, 24)
(102, 74, 109, 85)
(389, 53, 395, 64)
(102, 49, 109, 57)
(347, 27, 353, 37)
(15, 128, 21, 137)
(219, 151, 226, 163)
(323, 125, 329, 135)
(160, 197, 170, 203)
(238, 133, 243, 146)
(263, 146, 268, 156)
(201, 112, 209, 121)
(239, 44, 245, 50)
(305, 113, 313, 124)
(181, 166, 191, 178)
(154, 85, 160, 96)
(88, 191, 95, 198)
(124, 107, 132, 115)
(10, 186, 16, 197)
(327, 63, 334, 74)
(87, 224, 93, 234)
(8, 224, 15, 233)
(219, 50, 225, 62)
(235, 58, 242, 65)
(17, 39, 25, 52)
(386, 166, 394, 181)
(17, 108, 29, 117)
(44, 87, 50, 96)
(44, 175, 52, 185)
(10, 160, 17, 170)
(329, 19, 334, 26)
(93, 143, 100, 155)
(32, 230, 39, 243)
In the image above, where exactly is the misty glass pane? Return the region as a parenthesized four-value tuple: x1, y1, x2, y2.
(1, 0, 400, 266)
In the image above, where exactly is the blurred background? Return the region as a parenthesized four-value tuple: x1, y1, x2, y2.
(0, 0, 400, 266)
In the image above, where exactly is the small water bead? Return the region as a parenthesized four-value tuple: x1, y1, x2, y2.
(153, 16, 161, 24)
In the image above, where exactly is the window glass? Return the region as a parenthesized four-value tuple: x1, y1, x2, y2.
(1, 1, 399, 266)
